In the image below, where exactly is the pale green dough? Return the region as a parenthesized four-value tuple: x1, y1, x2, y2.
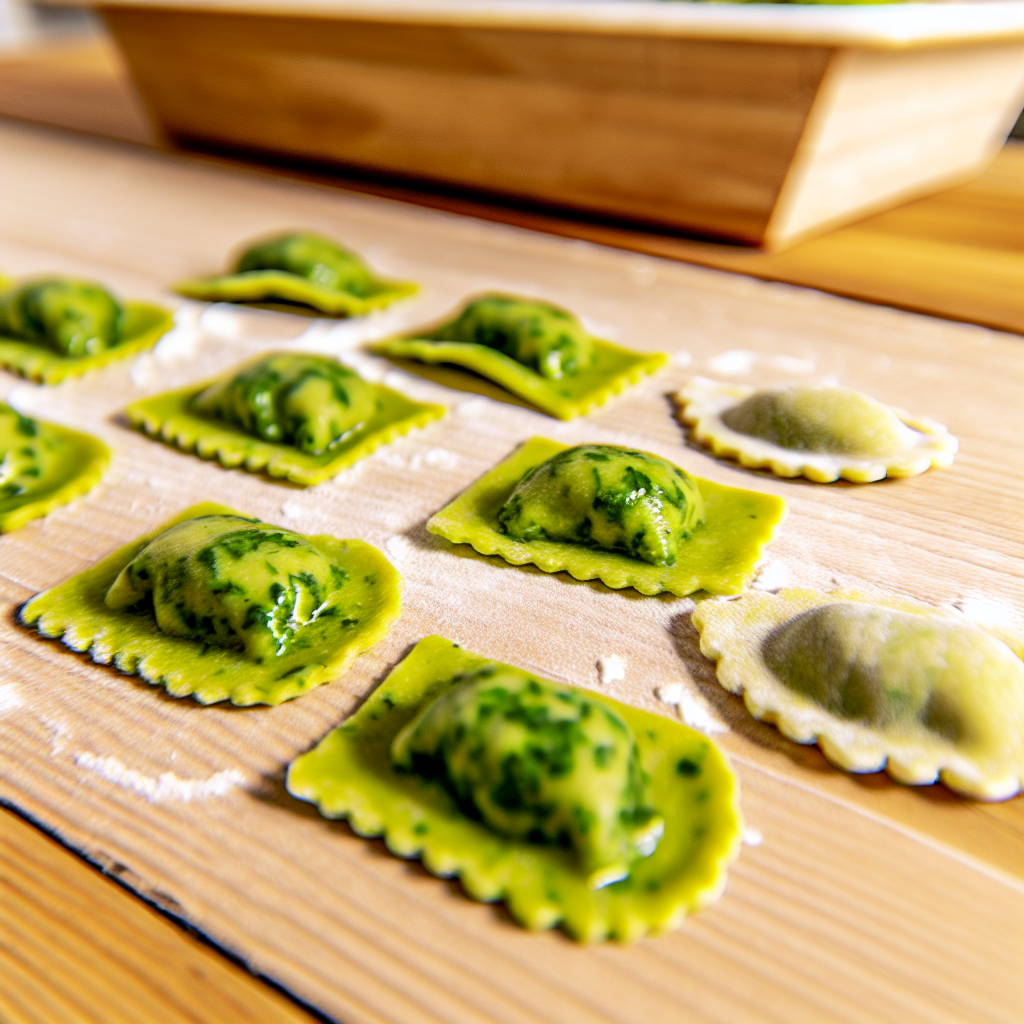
(106, 514, 349, 664)
(496, 443, 704, 567)
(235, 234, 380, 298)
(392, 666, 664, 890)
(692, 589, 1024, 799)
(675, 379, 956, 483)
(191, 354, 376, 455)
(722, 386, 907, 457)
(764, 603, 1023, 748)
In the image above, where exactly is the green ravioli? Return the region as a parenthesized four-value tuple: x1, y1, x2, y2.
(287, 636, 742, 942)
(428, 437, 786, 596)
(126, 352, 446, 487)
(370, 294, 667, 420)
(0, 275, 172, 384)
(0, 402, 109, 532)
(173, 232, 417, 316)
(20, 503, 402, 705)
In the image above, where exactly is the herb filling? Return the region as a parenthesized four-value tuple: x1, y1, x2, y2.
(0, 405, 45, 499)
(235, 233, 380, 299)
(191, 354, 376, 455)
(0, 279, 123, 357)
(391, 666, 664, 889)
(429, 295, 594, 380)
(104, 514, 350, 661)
(496, 443, 705, 567)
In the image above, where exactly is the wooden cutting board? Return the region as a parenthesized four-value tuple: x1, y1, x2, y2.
(0, 119, 1021, 1024)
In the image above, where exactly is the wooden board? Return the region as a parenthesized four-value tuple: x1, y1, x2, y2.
(0, 804, 320, 1024)
(0, 35, 1021, 332)
(100, 3, 1024, 246)
(0, 119, 1022, 1024)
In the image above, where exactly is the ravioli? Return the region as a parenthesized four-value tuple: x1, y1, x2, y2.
(287, 636, 741, 942)
(692, 589, 1024, 799)
(674, 379, 957, 483)
(370, 294, 667, 419)
(0, 275, 172, 383)
(20, 503, 402, 705)
(126, 352, 446, 486)
(0, 402, 109, 532)
(173, 232, 417, 316)
(428, 438, 786, 596)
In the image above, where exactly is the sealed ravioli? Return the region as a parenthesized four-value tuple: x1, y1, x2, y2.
(174, 232, 417, 316)
(126, 352, 445, 486)
(370, 294, 667, 419)
(674, 379, 956, 483)
(0, 275, 172, 383)
(287, 636, 741, 942)
(20, 503, 402, 705)
(0, 402, 109, 532)
(428, 438, 785, 596)
(692, 589, 1024, 799)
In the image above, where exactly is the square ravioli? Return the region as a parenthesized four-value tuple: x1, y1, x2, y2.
(427, 437, 786, 596)
(0, 274, 173, 384)
(20, 502, 403, 705)
(126, 352, 446, 486)
(173, 232, 417, 316)
(369, 294, 667, 420)
(0, 402, 109, 532)
(287, 636, 742, 943)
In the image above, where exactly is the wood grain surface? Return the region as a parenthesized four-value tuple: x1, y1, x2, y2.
(0, 120, 1021, 1024)
(0, 804, 320, 1024)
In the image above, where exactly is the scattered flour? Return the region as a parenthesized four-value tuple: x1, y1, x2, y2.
(74, 752, 244, 803)
(708, 349, 756, 376)
(596, 655, 626, 685)
(0, 683, 23, 715)
(197, 303, 245, 340)
(951, 596, 1018, 631)
(280, 500, 305, 520)
(376, 446, 459, 472)
(455, 397, 492, 418)
(656, 684, 730, 735)
(153, 307, 203, 363)
(770, 355, 815, 375)
(752, 561, 790, 592)
(673, 351, 693, 368)
(742, 827, 764, 847)
(385, 534, 416, 565)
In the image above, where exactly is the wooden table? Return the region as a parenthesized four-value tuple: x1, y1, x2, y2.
(0, 36, 1022, 1024)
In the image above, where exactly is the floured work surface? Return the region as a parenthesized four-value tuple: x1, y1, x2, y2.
(0, 121, 1021, 1024)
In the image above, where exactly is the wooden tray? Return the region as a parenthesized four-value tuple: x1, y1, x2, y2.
(0, 120, 1021, 1023)
(84, 0, 1024, 247)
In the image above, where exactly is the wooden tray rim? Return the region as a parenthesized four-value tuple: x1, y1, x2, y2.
(77, 0, 1024, 48)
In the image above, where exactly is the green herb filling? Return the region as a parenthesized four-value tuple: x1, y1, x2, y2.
(392, 665, 664, 889)
(191, 353, 376, 455)
(428, 295, 594, 381)
(0, 279, 123, 356)
(497, 443, 704, 567)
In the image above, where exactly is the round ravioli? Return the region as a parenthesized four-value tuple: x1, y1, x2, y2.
(692, 589, 1024, 799)
(674, 378, 956, 483)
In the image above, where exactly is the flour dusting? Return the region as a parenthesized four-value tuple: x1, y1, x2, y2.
(280, 500, 305, 520)
(656, 685, 729, 735)
(0, 683, 23, 714)
(752, 561, 790, 592)
(708, 349, 756, 376)
(770, 355, 815, 375)
(596, 656, 626, 685)
(385, 534, 416, 565)
(951, 596, 1017, 631)
(743, 827, 764, 847)
(75, 752, 244, 802)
